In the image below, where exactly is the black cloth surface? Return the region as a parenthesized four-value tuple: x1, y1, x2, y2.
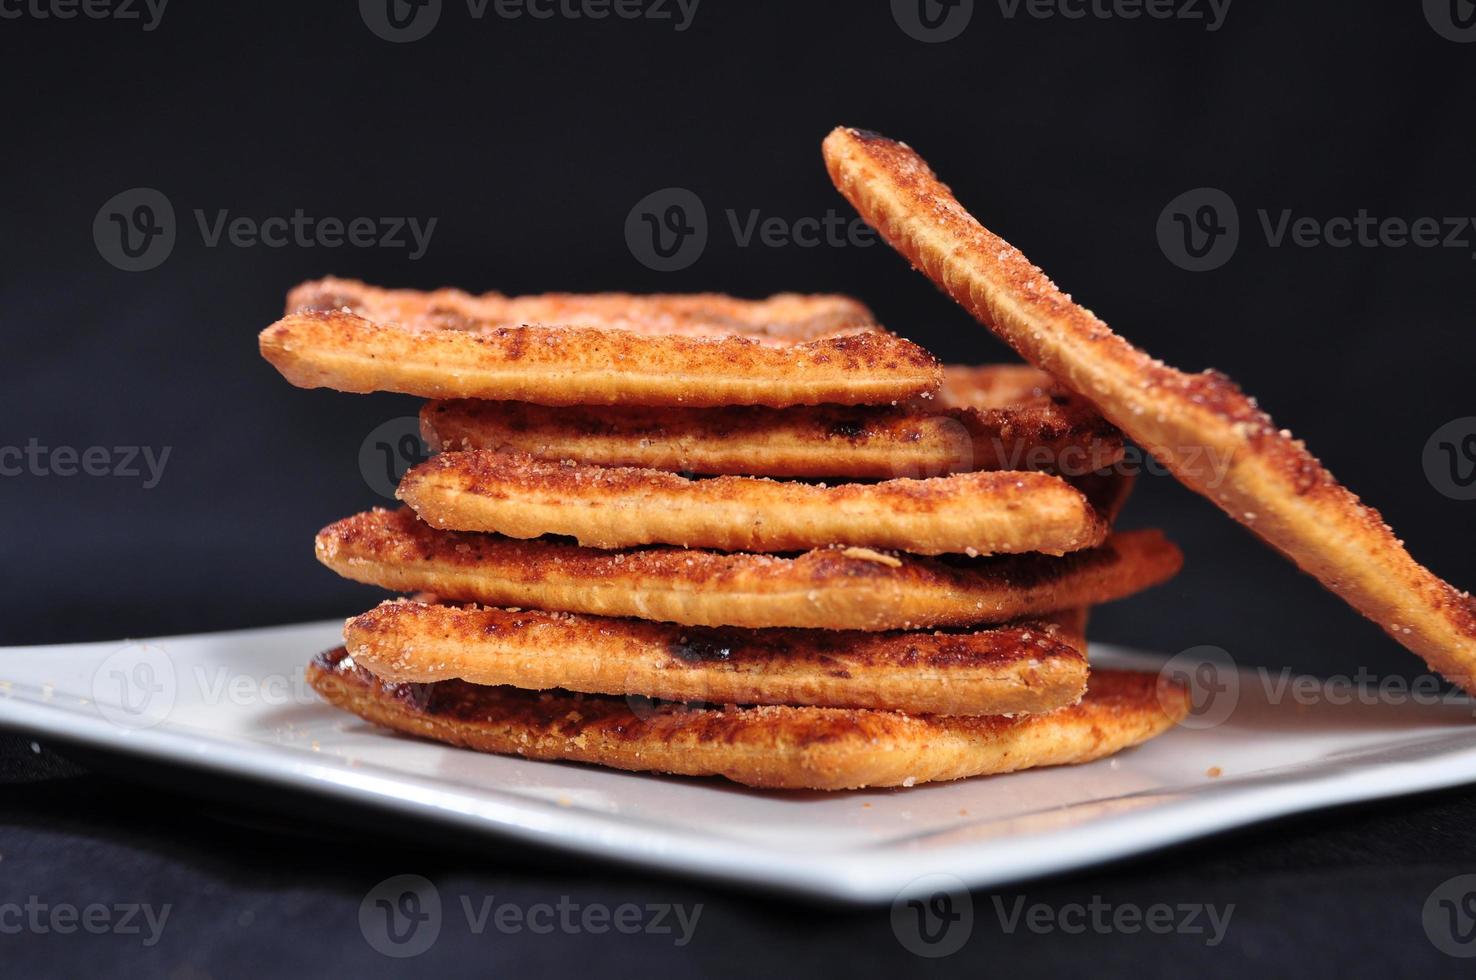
(3, 732, 1475, 978)
(4, 2, 1476, 977)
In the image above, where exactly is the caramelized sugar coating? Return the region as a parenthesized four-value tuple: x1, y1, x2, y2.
(344, 600, 1089, 716)
(259, 277, 941, 407)
(308, 649, 1189, 791)
(398, 450, 1108, 556)
(420, 363, 1123, 479)
(314, 508, 1182, 630)
(824, 126, 1476, 691)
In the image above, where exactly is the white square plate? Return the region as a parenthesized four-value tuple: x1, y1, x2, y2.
(3, 620, 1476, 904)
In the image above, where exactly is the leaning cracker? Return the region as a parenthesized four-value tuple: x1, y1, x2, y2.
(344, 600, 1089, 716)
(398, 450, 1108, 556)
(824, 126, 1476, 690)
(259, 277, 941, 407)
(421, 363, 1124, 479)
(309, 649, 1188, 791)
(315, 508, 1182, 630)
(288, 277, 878, 340)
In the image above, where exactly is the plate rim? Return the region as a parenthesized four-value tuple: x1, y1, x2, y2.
(5, 625, 1476, 904)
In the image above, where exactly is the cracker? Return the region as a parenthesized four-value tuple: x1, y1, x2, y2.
(398, 450, 1108, 556)
(344, 599, 1088, 716)
(315, 508, 1182, 630)
(824, 126, 1476, 690)
(259, 277, 940, 407)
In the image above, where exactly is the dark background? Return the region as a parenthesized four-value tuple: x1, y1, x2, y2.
(2, 2, 1475, 976)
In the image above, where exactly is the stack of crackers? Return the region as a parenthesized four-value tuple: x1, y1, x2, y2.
(260, 277, 1189, 790)
(256, 126, 1476, 788)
